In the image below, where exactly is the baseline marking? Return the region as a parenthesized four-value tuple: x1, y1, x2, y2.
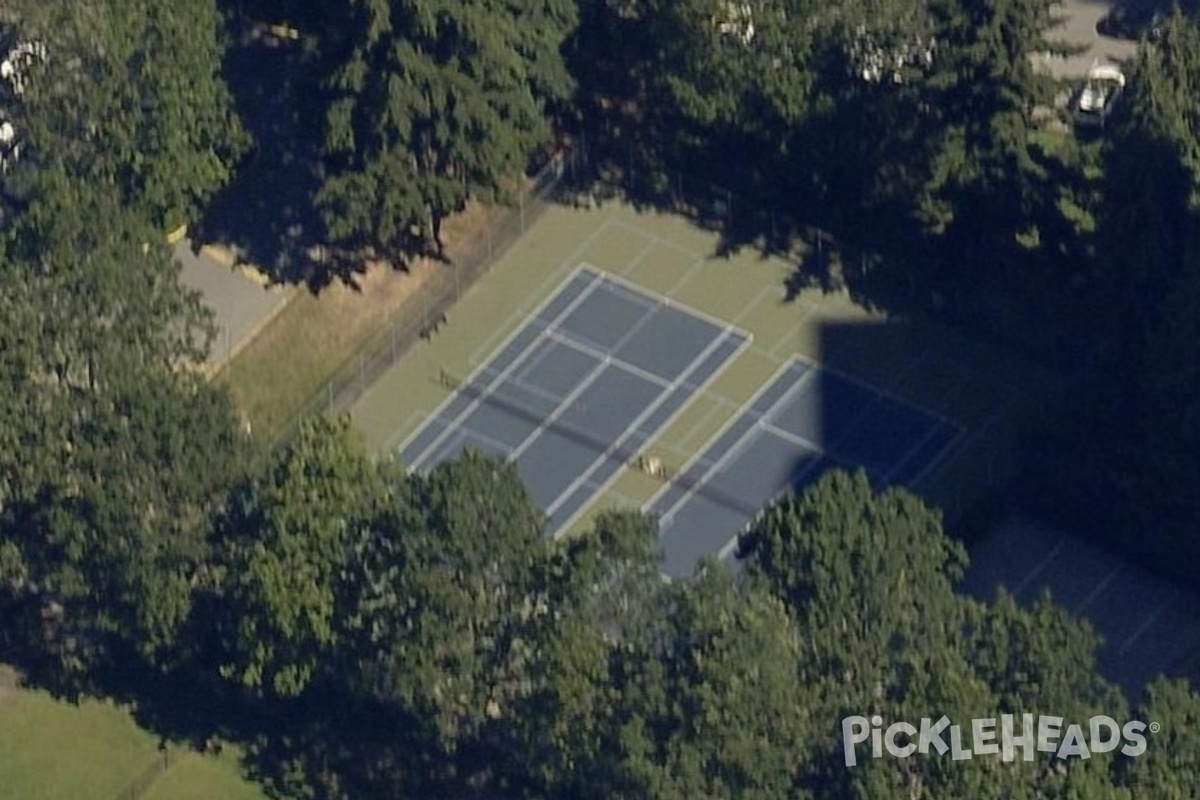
(508, 279, 674, 461)
(546, 326, 742, 519)
(656, 362, 817, 526)
(398, 264, 589, 456)
(582, 262, 754, 345)
(406, 271, 605, 470)
(1011, 540, 1068, 597)
(467, 218, 615, 366)
(1074, 565, 1124, 615)
(552, 329, 753, 538)
(1119, 599, 1174, 655)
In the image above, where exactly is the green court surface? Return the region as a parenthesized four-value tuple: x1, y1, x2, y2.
(351, 200, 1056, 538)
(0, 676, 267, 800)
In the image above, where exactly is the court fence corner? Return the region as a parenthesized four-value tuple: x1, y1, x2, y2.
(272, 148, 585, 447)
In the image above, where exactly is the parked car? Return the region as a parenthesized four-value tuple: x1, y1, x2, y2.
(1096, 6, 1167, 41)
(1073, 63, 1126, 128)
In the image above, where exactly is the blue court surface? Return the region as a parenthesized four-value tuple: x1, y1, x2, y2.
(646, 360, 962, 578)
(400, 267, 750, 535)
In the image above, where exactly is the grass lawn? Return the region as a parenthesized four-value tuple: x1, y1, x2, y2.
(142, 751, 268, 800)
(0, 671, 268, 800)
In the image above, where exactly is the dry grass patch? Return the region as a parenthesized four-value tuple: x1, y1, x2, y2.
(218, 202, 505, 441)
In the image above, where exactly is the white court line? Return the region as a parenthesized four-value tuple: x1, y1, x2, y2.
(610, 217, 700, 260)
(508, 283, 669, 462)
(790, 348, 958, 432)
(1012, 540, 1068, 597)
(618, 237, 663, 278)
(547, 326, 744, 520)
(713, 424, 832, 565)
(583, 261, 754, 344)
(642, 359, 801, 513)
(909, 407, 999, 491)
(673, 394, 740, 453)
(397, 264, 590, 457)
(537, 327, 672, 389)
(1074, 565, 1124, 615)
(881, 417, 958, 485)
(422, 417, 519, 460)
(467, 219, 615, 366)
(552, 330, 754, 538)
(406, 271, 606, 470)
(761, 421, 823, 454)
(767, 301, 821, 358)
(656, 362, 816, 526)
(380, 409, 426, 454)
(1119, 598, 1174, 655)
(506, 361, 609, 461)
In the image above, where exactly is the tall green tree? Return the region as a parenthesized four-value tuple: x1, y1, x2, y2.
(345, 449, 547, 744)
(0, 178, 248, 674)
(216, 414, 391, 697)
(4, 0, 250, 230)
(1124, 679, 1200, 796)
(1064, 13, 1200, 576)
(313, 0, 576, 262)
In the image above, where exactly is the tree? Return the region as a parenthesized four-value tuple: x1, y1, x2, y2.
(506, 509, 674, 793)
(312, 0, 576, 262)
(1060, 12, 1200, 579)
(216, 414, 390, 697)
(908, 0, 1071, 299)
(0, 178, 248, 674)
(740, 470, 1138, 797)
(513, 511, 813, 800)
(343, 449, 547, 744)
(1123, 678, 1200, 797)
(3, 0, 250, 230)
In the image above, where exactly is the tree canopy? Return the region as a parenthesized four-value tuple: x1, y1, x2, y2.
(312, 0, 577, 261)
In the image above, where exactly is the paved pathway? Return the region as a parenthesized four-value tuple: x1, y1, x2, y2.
(174, 239, 293, 372)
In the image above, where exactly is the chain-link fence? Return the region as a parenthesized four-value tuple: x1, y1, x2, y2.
(272, 150, 583, 446)
(110, 747, 170, 800)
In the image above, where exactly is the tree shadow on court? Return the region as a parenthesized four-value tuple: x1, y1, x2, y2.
(189, 9, 365, 290)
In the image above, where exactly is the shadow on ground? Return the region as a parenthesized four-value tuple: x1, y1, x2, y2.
(190, 14, 346, 289)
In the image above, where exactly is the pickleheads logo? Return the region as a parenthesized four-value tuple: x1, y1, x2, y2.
(842, 714, 1152, 767)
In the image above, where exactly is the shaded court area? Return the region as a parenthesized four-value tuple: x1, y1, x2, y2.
(647, 359, 962, 578)
(400, 266, 749, 535)
(963, 520, 1200, 699)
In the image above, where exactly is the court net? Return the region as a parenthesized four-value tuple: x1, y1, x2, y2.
(435, 370, 763, 519)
